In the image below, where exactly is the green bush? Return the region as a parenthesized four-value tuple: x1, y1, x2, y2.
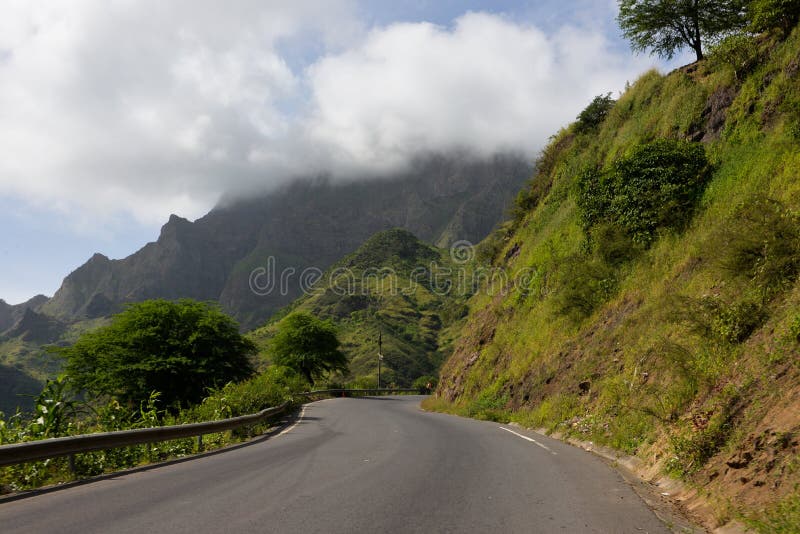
(0, 365, 307, 491)
(675, 295, 767, 344)
(577, 139, 709, 246)
(575, 93, 615, 134)
(748, 0, 800, 37)
(54, 299, 256, 411)
(590, 222, 643, 267)
(709, 34, 761, 79)
(466, 390, 510, 422)
(187, 366, 305, 421)
(412, 375, 438, 393)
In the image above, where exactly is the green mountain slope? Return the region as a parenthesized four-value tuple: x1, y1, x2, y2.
(251, 229, 472, 387)
(432, 29, 800, 527)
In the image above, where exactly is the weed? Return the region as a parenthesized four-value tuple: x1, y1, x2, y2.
(673, 295, 767, 344)
(667, 385, 741, 476)
(715, 196, 800, 296)
(555, 255, 618, 321)
(745, 494, 800, 533)
(789, 313, 800, 342)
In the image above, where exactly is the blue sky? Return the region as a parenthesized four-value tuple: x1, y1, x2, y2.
(0, 0, 692, 305)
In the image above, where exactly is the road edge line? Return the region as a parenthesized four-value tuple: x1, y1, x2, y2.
(277, 404, 307, 437)
(499, 426, 557, 455)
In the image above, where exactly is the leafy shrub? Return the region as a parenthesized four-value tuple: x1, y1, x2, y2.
(27, 375, 77, 439)
(187, 366, 304, 422)
(575, 93, 615, 134)
(716, 196, 800, 296)
(54, 299, 256, 411)
(590, 222, 643, 267)
(466, 390, 510, 422)
(577, 139, 709, 245)
(675, 295, 767, 344)
(412, 375, 438, 393)
(709, 34, 761, 80)
(748, 0, 800, 37)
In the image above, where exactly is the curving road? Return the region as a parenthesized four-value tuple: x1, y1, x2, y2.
(0, 396, 673, 533)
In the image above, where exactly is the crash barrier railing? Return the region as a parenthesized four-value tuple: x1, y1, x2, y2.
(0, 388, 420, 468)
(294, 388, 418, 398)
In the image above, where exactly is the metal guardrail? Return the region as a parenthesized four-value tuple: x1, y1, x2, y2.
(295, 388, 419, 397)
(0, 388, 419, 467)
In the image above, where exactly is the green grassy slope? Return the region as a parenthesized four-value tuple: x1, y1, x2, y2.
(431, 28, 800, 528)
(250, 229, 472, 387)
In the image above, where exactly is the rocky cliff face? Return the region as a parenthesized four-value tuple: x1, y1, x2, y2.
(40, 152, 531, 329)
(0, 295, 49, 333)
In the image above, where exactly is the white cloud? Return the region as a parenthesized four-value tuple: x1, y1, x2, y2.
(0, 3, 654, 229)
(0, 0, 360, 226)
(305, 13, 650, 173)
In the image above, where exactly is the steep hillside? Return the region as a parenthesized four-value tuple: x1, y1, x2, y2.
(250, 228, 471, 386)
(0, 295, 50, 332)
(0, 364, 42, 415)
(40, 152, 530, 330)
(432, 28, 800, 528)
(0, 295, 58, 413)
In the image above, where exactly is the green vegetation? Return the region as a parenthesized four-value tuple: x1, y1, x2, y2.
(431, 21, 800, 527)
(575, 94, 616, 134)
(250, 229, 471, 387)
(618, 0, 747, 61)
(577, 139, 709, 246)
(747, 494, 800, 533)
(54, 300, 255, 410)
(1, 368, 305, 491)
(270, 312, 348, 384)
(748, 0, 800, 36)
(715, 196, 800, 297)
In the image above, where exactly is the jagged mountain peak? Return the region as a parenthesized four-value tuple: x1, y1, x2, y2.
(39, 152, 531, 329)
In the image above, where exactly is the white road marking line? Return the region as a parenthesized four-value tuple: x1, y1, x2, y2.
(499, 427, 557, 455)
(278, 405, 307, 437)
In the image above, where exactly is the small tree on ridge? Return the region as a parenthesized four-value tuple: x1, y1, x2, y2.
(618, 0, 747, 62)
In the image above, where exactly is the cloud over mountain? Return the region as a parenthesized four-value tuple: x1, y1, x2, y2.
(0, 2, 651, 225)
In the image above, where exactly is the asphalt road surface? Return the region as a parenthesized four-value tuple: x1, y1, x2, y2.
(0, 396, 673, 533)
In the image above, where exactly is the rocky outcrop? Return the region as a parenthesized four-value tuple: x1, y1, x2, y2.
(41, 152, 531, 329)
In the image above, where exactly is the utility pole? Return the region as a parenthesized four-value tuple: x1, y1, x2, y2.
(378, 329, 383, 389)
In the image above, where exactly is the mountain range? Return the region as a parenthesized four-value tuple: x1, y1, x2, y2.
(0, 151, 530, 412)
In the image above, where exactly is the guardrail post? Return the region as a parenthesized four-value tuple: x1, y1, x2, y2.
(68, 453, 76, 475)
(197, 434, 204, 452)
